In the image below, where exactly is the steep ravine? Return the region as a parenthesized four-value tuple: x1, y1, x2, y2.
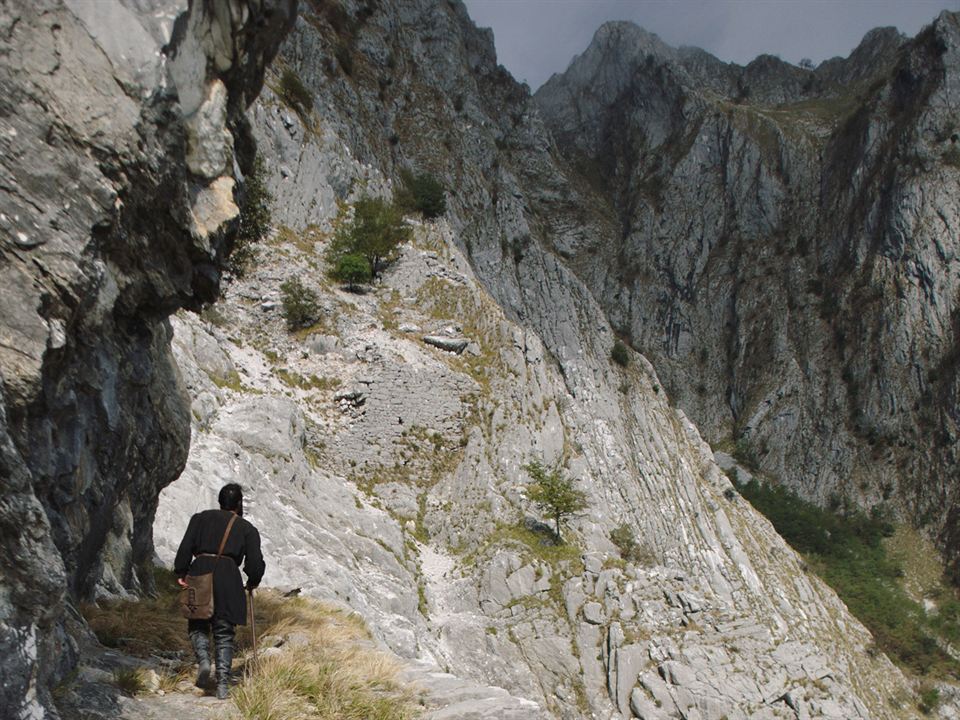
(535, 13, 960, 577)
(0, 1, 295, 717)
(155, 1, 953, 718)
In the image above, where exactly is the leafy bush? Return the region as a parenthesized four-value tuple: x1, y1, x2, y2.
(326, 195, 410, 278)
(278, 68, 314, 116)
(611, 340, 630, 367)
(733, 436, 759, 470)
(397, 169, 447, 219)
(609, 524, 654, 565)
(230, 153, 272, 277)
(280, 277, 320, 330)
(523, 460, 587, 543)
(331, 252, 371, 291)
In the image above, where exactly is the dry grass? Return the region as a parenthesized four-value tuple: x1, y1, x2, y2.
(82, 567, 193, 658)
(82, 568, 419, 719)
(884, 525, 944, 604)
(229, 591, 418, 720)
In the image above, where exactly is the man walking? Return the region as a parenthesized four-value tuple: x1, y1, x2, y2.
(174, 483, 265, 699)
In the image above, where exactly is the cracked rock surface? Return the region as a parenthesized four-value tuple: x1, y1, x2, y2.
(153, 4, 945, 715)
(0, 0, 294, 716)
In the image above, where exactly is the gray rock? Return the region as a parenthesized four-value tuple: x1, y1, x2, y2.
(423, 335, 469, 354)
(307, 334, 341, 354)
(583, 602, 605, 625)
(0, 0, 294, 714)
(629, 687, 662, 720)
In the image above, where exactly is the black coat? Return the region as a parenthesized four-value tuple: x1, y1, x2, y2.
(174, 509, 265, 625)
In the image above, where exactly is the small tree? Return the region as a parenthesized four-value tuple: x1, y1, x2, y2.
(332, 252, 371, 292)
(279, 277, 319, 330)
(327, 195, 410, 277)
(523, 460, 587, 543)
(229, 153, 272, 277)
(611, 340, 630, 367)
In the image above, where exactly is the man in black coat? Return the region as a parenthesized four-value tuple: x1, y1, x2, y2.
(174, 483, 265, 699)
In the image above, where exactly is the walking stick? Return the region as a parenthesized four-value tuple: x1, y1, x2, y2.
(247, 589, 258, 676)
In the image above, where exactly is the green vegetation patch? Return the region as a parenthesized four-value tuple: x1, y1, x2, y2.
(610, 340, 630, 368)
(275, 368, 342, 392)
(735, 478, 960, 679)
(230, 153, 273, 277)
(481, 524, 583, 579)
(277, 68, 314, 116)
(280, 277, 321, 330)
(396, 169, 447, 219)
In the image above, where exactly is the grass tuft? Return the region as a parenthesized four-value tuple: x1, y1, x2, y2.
(113, 667, 147, 697)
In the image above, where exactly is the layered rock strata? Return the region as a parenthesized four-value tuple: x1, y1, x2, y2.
(535, 13, 960, 573)
(0, 1, 294, 716)
(156, 1, 948, 716)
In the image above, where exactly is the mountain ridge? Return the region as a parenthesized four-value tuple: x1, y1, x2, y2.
(534, 8, 960, 576)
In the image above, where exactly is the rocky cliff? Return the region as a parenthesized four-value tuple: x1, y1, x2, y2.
(152, 1, 954, 718)
(0, 1, 294, 716)
(535, 13, 960, 575)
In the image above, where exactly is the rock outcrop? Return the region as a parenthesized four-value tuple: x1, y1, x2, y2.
(0, 1, 294, 716)
(153, 2, 955, 717)
(535, 12, 960, 574)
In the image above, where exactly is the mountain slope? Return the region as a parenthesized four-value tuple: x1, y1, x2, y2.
(153, 2, 948, 717)
(535, 12, 960, 576)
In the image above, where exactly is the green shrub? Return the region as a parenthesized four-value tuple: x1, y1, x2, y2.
(523, 460, 587, 543)
(397, 170, 447, 219)
(733, 436, 759, 470)
(609, 524, 654, 565)
(919, 684, 940, 714)
(331, 252, 371, 291)
(230, 153, 272, 277)
(280, 277, 320, 330)
(611, 340, 630, 367)
(278, 68, 314, 115)
(327, 195, 410, 277)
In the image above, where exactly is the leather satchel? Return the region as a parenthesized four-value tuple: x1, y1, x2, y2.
(178, 513, 239, 620)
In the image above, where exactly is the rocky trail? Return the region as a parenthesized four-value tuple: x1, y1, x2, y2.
(60, 599, 549, 720)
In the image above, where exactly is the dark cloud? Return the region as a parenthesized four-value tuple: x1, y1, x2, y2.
(462, 0, 958, 90)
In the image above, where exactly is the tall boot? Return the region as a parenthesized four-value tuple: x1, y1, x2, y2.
(188, 628, 212, 689)
(213, 619, 236, 700)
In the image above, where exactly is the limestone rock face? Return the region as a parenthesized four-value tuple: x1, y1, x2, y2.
(154, 2, 948, 717)
(535, 12, 960, 573)
(0, 1, 294, 716)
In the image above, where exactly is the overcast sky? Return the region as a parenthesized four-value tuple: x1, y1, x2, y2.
(462, 0, 959, 90)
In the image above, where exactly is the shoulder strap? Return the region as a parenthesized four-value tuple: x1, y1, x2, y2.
(215, 513, 239, 560)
